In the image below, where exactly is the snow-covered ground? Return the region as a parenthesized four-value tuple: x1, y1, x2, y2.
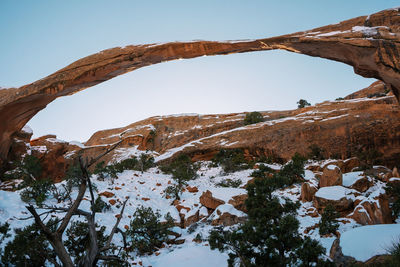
(0, 161, 399, 265)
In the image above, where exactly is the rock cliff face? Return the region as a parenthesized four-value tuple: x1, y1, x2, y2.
(6, 81, 400, 180)
(1, 7, 400, 163)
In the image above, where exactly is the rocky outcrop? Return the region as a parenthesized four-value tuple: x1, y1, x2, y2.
(199, 190, 225, 210)
(5, 88, 400, 180)
(349, 194, 393, 225)
(1, 7, 400, 164)
(313, 186, 356, 214)
(344, 81, 390, 100)
(301, 182, 318, 202)
(320, 165, 343, 188)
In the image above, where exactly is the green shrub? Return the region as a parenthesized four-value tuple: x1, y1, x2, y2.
(2, 221, 58, 266)
(297, 99, 311, 108)
(356, 148, 382, 169)
(209, 171, 328, 267)
(20, 179, 54, 206)
(65, 163, 85, 187)
(386, 182, 400, 217)
(250, 164, 274, 178)
(3, 155, 42, 184)
(212, 149, 253, 173)
(94, 154, 155, 179)
(127, 206, 174, 255)
(92, 196, 112, 213)
(319, 204, 339, 236)
(161, 154, 198, 200)
(335, 97, 344, 101)
(244, 112, 263, 125)
(308, 144, 325, 160)
(216, 178, 242, 188)
(64, 221, 109, 265)
(276, 153, 306, 187)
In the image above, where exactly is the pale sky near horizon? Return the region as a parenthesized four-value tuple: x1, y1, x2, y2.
(1, 1, 398, 142)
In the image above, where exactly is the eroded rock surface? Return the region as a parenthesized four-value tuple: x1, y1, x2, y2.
(1, 7, 400, 163)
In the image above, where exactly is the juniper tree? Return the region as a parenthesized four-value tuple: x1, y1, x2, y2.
(126, 206, 174, 255)
(209, 155, 330, 267)
(162, 154, 198, 201)
(297, 99, 311, 109)
(244, 111, 263, 125)
(319, 204, 339, 236)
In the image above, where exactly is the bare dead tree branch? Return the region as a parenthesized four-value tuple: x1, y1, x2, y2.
(24, 138, 125, 266)
(101, 197, 129, 252)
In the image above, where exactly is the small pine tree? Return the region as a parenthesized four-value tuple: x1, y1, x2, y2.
(127, 206, 174, 255)
(244, 111, 264, 125)
(3, 155, 42, 184)
(319, 204, 339, 236)
(250, 163, 274, 178)
(209, 174, 328, 266)
(20, 179, 55, 206)
(297, 99, 311, 109)
(162, 154, 198, 200)
(212, 149, 252, 173)
(2, 221, 58, 266)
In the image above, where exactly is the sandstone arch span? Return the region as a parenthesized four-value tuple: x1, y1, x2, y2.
(1, 7, 400, 163)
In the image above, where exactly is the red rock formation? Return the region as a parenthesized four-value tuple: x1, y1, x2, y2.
(1, 7, 400, 164)
(301, 182, 318, 202)
(199, 190, 225, 210)
(320, 165, 343, 188)
(348, 194, 393, 225)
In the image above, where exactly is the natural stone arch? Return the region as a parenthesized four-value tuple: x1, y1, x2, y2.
(0, 7, 399, 163)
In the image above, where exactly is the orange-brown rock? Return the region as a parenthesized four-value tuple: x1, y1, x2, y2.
(228, 194, 248, 212)
(341, 158, 361, 173)
(99, 191, 115, 198)
(199, 190, 225, 210)
(344, 81, 391, 100)
(313, 186, 354, 214)
(350, 176, 372, 192)
(186, 186, 198, 193)
(184, 210, 200, 228)
(109, 199, 117, 206)
(320, 165, 343, 188)
(348, 194, 393, 225)
(301, 182, 318, 202)
(1, 8, 400, 165)
(211, 212, 246, 226)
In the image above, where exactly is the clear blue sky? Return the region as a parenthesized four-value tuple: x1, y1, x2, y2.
(1, 1, 398, 142)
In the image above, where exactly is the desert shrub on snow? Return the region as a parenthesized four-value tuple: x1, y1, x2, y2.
(250, 163, 274, 178)
(20, 179, 54, 206)
(216, 178, 242, 188)
(93, 154, 155, 180)
(2, 220, 58, 266)
(92, 196, 112, 213)
(126, 206, 174, 255)
(209, 173, 330, 267)
(161, 154, 198, 200)
(212, 148, 253, 173)
(3, 155, 42, 185)
(319, 204, 339, 236)
(244, 111, 264, 125)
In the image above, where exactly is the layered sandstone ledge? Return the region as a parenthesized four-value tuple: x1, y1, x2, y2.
(0, 7, 400, 163)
